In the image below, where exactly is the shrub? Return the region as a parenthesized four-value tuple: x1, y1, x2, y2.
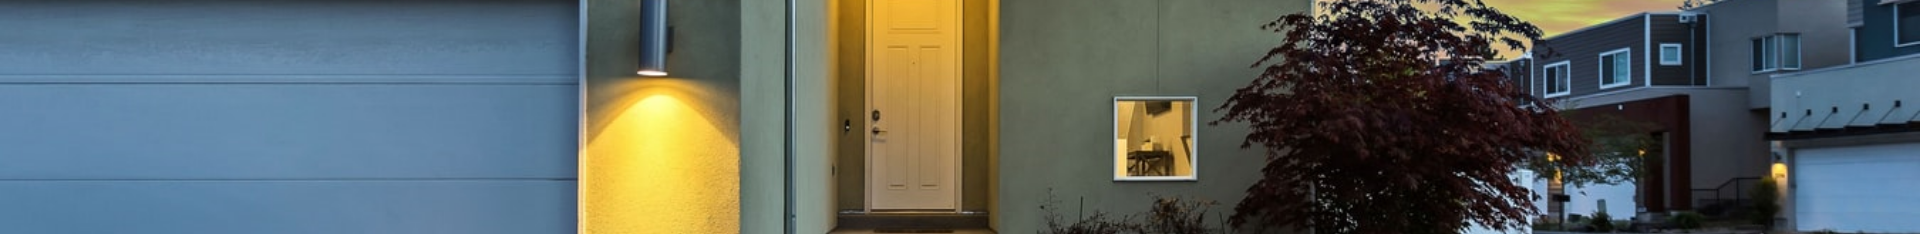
(1138, 197, 1222, 234)
(1668, 211, 1704, 230)
(1039, 189, 1231, 234)
(1752, 177, 1782, 228)
(1586, 211, 1613, 232)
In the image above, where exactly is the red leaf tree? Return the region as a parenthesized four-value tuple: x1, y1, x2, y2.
(1215, 0, 1590, 233)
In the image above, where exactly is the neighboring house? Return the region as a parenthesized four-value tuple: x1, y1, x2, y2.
(1768, 0, 1920, 232)
(1509, 0, 1847, 223)
(0, 0, 1317, 233)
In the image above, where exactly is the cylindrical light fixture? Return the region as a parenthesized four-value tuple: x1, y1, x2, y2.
(636, 0, 669, 76)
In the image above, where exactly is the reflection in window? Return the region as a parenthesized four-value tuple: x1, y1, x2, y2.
(1114, 97, 1197, 181)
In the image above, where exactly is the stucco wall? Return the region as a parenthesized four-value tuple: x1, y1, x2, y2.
(997, 0, 1310, 232)
(581, 0, 743, 233)
(1690, 0, 1848, 109)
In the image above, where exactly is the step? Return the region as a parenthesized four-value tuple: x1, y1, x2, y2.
(836, 210, 990, 230)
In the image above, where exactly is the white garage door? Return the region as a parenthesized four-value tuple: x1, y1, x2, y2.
(1795, 142, 1920, 233)
(0, 0, 577, 233)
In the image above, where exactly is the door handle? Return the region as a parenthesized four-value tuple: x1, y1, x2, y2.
(872, 125, 888, 135)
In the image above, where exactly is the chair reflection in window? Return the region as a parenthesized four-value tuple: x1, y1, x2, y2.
(1115, 97, 1197, 180)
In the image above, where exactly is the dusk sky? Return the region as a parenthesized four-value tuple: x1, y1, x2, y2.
(1316, 0, 1688, 57)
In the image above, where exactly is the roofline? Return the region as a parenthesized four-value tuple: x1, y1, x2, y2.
(1539, 12, 1690, 42)
(1684, 0, 1760, 12)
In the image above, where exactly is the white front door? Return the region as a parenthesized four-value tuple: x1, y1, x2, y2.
(866, 0, 961, 210)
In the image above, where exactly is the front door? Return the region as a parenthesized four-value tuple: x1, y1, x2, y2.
(866, 0, 961, 210)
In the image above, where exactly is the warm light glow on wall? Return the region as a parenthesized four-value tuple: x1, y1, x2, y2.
(582, 79, 738, 234)
(1771, 162, 1788, 180)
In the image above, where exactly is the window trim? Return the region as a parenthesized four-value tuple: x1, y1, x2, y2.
(1659, 43, 1684, 66)
(1781, 34, 1802, 70)
(1543, 61, 1572, 98)
(1112, 96, 1200, 182)
(1898, 2, 1920, 47)
(1753, 36, 1778, 73)
(1598, 48, 1633, 89)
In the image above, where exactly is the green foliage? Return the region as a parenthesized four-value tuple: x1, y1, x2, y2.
(1586, 211, 1613, 232)
(1668, 211, 1705, 230)
(1526, 110, 1662, 188)
(1752, 177, 1782, 227)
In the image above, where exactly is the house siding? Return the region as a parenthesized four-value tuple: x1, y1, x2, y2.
(997, 0, 1310, 232)
(1647, 14, 1711, 86)
(1532, 15, 1648, 97)
(1857, 0, 1920, 62)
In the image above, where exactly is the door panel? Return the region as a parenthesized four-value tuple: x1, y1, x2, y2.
(869, 0, 960, 210)
(1795, 143, 1920, 233)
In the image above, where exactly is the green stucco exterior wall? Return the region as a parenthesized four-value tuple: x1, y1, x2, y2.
(996, 0, 1310, 232)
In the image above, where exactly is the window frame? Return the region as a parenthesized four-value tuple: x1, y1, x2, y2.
(1752, 34, 1802, 73)
(1112, 96, 1200, 182)
(1542, 61, 1572, 98)
(1598, 48, 1633, 89)
(1897, 2, 1920, 47)
(1659, 43, 1684, 66)
(1781, 34, 1802, 70)
(1753, 36, 1778, 73)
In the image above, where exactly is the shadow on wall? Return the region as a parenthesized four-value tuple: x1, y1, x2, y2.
(583, 78, 740, 233)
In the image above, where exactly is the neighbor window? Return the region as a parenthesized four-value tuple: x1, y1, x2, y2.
(1599, 49, 1631, 89)
(1543, 61, 1571, 97)
(1659, 44, 1683, 65)
(1114, 97, 1198, 181)
(1753, 34, 1801, 72)
(1899, 2, 1920, 46)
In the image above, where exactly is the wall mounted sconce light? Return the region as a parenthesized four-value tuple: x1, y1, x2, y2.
(636, 0, 670, 76)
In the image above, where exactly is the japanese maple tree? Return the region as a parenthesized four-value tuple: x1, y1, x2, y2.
(1215, 0, 1591, 233)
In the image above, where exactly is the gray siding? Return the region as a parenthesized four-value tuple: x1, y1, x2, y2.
(1857, 0, 1920, 62)
(0, 1, 577, 233)
(1532, 15, 1648, 97)
(1647, 14, 1711, 86)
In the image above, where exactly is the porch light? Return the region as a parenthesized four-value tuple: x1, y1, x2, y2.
(637, 0, 669, 76)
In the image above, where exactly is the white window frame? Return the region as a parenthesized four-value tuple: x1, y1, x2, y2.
(1898, 2, 1920, 47)
(1752, 34, 1802, 73)
(1753, 36, 1778, 73)
(1659, 43, 1684, 66)
(1781, 34, 1802, 70)
(1543, 61, 1572, 98)
(1112, 96, 1199, 182)
(1598, 48, 1633, 89)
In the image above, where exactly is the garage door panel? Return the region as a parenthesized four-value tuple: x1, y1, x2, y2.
(0, 84, 577, 179)
(0, 181, 573, 233)
(0, 0, 576, 75)
(1795, 143, 1920, 232)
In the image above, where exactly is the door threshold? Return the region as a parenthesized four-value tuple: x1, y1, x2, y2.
(840, 209, 988, 216)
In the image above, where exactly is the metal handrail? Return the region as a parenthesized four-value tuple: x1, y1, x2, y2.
(1690, 177, 1761, 209)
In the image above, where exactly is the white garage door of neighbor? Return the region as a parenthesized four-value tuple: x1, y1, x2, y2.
(1795, 142, 1920, 233)
(0, 0, 578, 233)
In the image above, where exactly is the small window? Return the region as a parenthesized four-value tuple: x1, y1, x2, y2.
(1599, 49, 1631, 89)
(1753, 37, 1777, 72)
(1899, 2, 1920, 46)
(1781, 34, 1801, 70)
(1659, 44, 1683, 65)
(1543, 61, 1571, 97)
(1114, 97, 1197, 181)
(1752, 34, 1801, 72)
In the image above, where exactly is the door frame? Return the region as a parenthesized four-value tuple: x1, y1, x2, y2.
(862, 0, 964, 212)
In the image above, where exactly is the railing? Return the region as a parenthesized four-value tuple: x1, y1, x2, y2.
(1690, 177, 1761, 215)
